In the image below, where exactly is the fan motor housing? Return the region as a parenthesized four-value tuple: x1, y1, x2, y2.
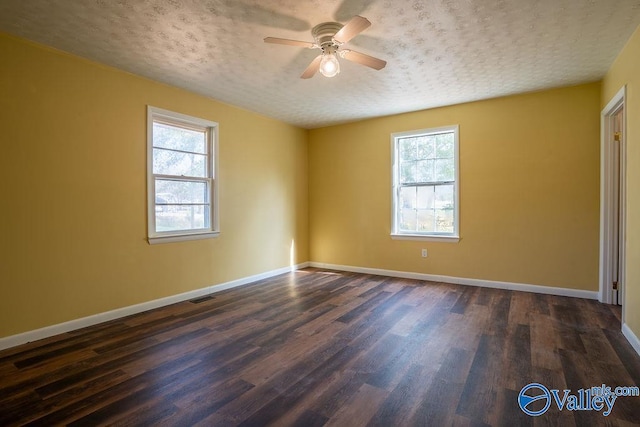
(312, 22, 343, 47)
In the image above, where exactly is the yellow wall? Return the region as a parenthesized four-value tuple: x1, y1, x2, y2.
(309, 83, 601, 290)
(0, 33, 309, 338)
(602, 25, 640, 338)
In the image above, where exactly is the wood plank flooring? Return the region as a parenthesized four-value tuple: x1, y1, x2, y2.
(1, 268, 639, 426)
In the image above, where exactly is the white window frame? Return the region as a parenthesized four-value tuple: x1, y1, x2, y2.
(147, 106, 219, 244)
(391, 125, 460, 242)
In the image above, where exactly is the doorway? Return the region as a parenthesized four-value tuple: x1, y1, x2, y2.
(600, 86, 626, 306)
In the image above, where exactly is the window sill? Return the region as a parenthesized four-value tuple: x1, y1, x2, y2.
(391, 233, 460, 243)
(148, 231, 220, 245)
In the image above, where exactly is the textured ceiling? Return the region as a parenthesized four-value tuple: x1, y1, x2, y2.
(1, 0, 640, 129)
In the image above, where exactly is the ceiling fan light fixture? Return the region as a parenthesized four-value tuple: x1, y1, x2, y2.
(265, 16, 385, 79)
(319, 51, 340, 78)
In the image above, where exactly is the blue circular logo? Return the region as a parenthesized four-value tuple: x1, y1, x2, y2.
(518, 383, 551, 416)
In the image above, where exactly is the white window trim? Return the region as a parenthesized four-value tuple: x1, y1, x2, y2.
(147, 106, 220, 244)
(390, 125, 460, 242)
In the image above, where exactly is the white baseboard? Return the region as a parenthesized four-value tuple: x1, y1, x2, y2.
(0, 262, 310, 352)
(0, 261, 609, 352)
(309, 262, 599, 300)
(622, 323, 640, 357)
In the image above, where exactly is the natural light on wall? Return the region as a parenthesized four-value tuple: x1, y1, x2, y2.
(290, 239, 296, 270)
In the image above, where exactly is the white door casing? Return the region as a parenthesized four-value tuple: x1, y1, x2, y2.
(599, 85, 627, 307)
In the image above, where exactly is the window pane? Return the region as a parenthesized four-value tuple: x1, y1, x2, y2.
(415, 159, 434, 182)
(399, 138, 417, 161)
(153, 122, 206, 154)
(435, 184, 454, 209)
(400, 186, 417, 209)
(417, 186, 434, 209)
(400, 161, 416, 184)
(416, 136, 435, 160)
(417, 209, 435, 232)
(156, 179, 208, 204)
(155, 204, 209, 232)
(435, 158, 455, 181)
(436, 209, 454, 233)
(436, 133, 454, 158)
(153, 148, 207, 177)
(400, 208, 417, 232)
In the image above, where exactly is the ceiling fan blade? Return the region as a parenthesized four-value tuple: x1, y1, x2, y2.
(301, 55, 322, 79)
(334, 0, 376, 22)
(341, 50, 386, 70)
(333, 15, 371, 44)
(264, 37, 316, 49)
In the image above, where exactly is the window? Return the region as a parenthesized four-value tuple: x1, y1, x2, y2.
(391, 125, 459, 241)
(147, 106, 219, 244)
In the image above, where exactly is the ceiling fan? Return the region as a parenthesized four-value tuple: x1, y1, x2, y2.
(264, 15, 387, 79)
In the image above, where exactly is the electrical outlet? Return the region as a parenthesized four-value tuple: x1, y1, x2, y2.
(421, 248, 428, 258)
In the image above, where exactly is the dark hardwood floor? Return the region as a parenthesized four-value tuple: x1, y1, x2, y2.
(1, 268, 639, 426)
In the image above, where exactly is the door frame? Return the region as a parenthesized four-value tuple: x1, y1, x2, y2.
(599, 85, 627, 306)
